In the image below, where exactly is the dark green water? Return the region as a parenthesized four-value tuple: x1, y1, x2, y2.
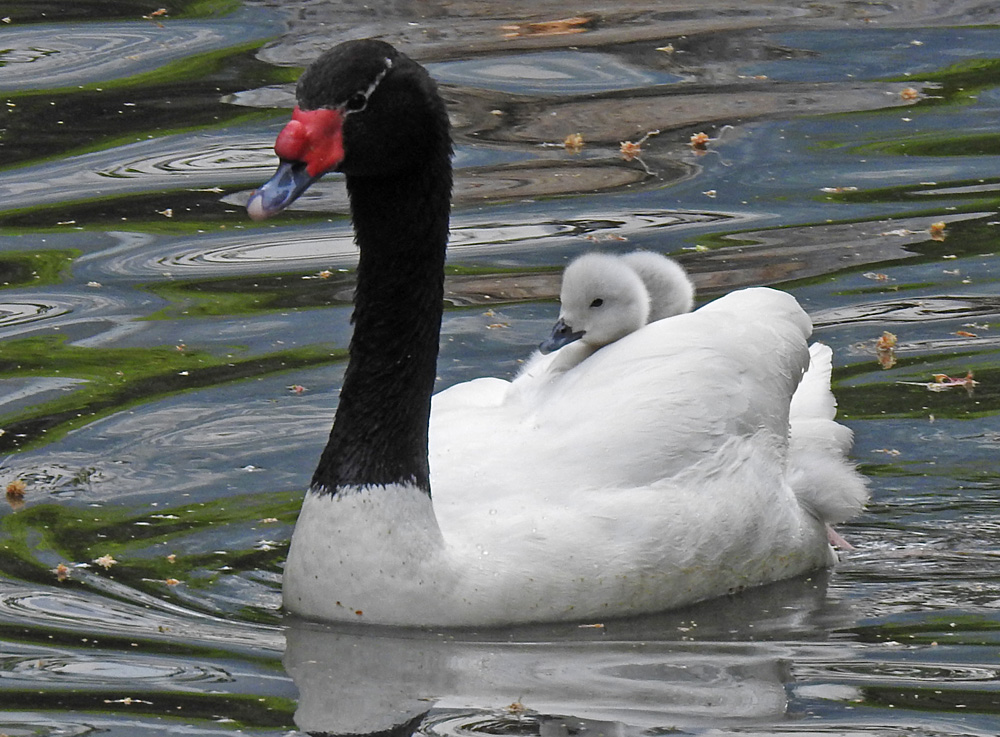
(2, 1, 1000, 735)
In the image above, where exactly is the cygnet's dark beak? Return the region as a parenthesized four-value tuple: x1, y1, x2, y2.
(539, 317, 585, 354)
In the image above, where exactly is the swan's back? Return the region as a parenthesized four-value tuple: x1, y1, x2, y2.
(433, 287, 811, 492)
(542, 288, 809, 476)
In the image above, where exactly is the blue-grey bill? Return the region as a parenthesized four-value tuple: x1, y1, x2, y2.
(247, 160, 316, 221)
(539, 317, 584, 354)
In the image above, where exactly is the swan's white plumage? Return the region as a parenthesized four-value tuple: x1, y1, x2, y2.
(788, 343, 868, 524)
(284, 287, 863, 626)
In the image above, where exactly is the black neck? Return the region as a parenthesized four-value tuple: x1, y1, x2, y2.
(311, 158, 451, 496)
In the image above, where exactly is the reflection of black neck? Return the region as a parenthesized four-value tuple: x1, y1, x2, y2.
(306, 710, 429, 737)
(311, 154, 452, 497)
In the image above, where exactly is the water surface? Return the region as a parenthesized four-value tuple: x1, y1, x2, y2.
(2, 1, 1000, 735)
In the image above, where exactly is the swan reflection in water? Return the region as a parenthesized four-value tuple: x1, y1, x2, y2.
(283, 572, 859, 737)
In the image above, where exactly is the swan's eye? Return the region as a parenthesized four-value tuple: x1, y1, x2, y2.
(344, 92, 368, 112)
(590, 298, 604, 308)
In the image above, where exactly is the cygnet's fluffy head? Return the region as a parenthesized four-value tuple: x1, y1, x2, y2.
(540, 253, 650, 354)
(619, 250, 695, 321)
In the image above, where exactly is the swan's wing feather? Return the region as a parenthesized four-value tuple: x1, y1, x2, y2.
(430, 287, 812, 495)
(534, 288, 809, 477)
(432, 376, 510, 412)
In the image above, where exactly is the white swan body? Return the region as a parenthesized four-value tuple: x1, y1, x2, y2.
(288, 288, 843, 625)
(249, 40, 866, 627)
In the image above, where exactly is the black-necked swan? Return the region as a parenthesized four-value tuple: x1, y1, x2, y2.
(246, 39, 867, 627)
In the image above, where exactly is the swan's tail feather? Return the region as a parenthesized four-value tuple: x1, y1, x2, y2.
(790, 417, 855, 458)
(788, 448, 868, 524)
(789, 343, 837, 422)
(788, 342, 868, 525)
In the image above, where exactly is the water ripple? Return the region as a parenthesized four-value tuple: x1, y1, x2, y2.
(427, 51, 685, 95)
(0, 291, 142, 340)
(106, 210, 729, 277)
(0, 15, 278, 91)
(814, 296, 1000, 327)
(3, 652, 233, 686)
(422, 711, 620, 737)
(797, 660, 1000, 684)
(0, 583, 282, 653)
(98, 142, 275, 178)
(0, 720, 95, 737)
(165, 232, 356, 269)
(93, 403, 325, 451)
(0, 300, 70, 328)
(0, 128, 281, 214)
(0, 589, 167, 632)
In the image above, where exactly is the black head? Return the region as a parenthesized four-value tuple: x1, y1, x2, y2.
(247, 39, 451, 220)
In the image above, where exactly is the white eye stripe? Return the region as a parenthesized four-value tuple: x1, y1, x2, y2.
(364, 57, 393, 98)
(345, 57, 393, 113)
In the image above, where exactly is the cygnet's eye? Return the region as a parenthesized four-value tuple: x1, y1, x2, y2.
(344, 92, 368, 112)
(589, 298, 604, 308)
